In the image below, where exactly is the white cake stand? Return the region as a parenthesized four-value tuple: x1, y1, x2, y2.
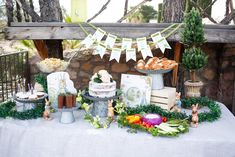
(55, 105, 80, 124)
(136, 68, 173, 90)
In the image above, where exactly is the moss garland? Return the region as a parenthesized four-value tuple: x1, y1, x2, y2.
(181, 97, 221, 122)
(125, 97, 221, 123)
(0, 101, 44, 120)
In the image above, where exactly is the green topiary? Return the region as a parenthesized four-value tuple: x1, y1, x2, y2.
(182, 47, 208, 70)
(181, 7, 206, 48)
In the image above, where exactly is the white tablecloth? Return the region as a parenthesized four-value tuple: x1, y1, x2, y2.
(1, 102, 235, 157)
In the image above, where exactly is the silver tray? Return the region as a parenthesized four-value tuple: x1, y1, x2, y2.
(82, 90, 121, 102)
(135, 67, 173, 74)
(13, 93, 48, 103)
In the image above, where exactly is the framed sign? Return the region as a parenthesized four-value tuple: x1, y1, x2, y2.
(120, 74, 152, 107)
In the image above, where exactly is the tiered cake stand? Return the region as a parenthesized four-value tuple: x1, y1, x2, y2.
(82, 90, 120, 117)
(136, 68, 173, 90)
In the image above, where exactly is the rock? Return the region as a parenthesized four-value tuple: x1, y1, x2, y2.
(111, 63, 129, 73)
(68, 71, 77, 80)
(81, 62, 93, 72)
(70, 61, 80, 68)
(203, 68, 216, 80)
(223, 49, 235, 57)
(223, 71, 234, 81)
(79, 71, 90, 78)
(222, 61, 229, 69)
(93, 65, 106, 73)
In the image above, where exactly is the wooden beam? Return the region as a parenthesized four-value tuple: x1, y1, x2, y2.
(172, 42, 182, 86)
(4, 22, 235, 43)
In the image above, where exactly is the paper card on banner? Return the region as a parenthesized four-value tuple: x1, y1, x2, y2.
(92, 28, 106, 42)
(141, 45, 153, 60)
(81, 34, 95, 48)
(104, 34, 117, 49)
(126, 48, 136, 62)
(157, 37, 171, 53)
(110, 48, 121, 62)
(151, 32, 162, 43)
(121, 38, 132, 50)
(136, 37, 148, 51)
(95, 43, 106, 58)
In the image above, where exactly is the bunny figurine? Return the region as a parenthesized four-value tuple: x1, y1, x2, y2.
(43, 98, 52, 120)
(107, 100, 114, 120)
(191, 104, 199, 128)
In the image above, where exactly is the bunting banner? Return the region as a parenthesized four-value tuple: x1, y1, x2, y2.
(104, 34, 117, 49)
(156, 37, 171, 53)
(84, 26, 172, 62)
(110, 48, 122, 62)
(92, 28, 106, 42)
(121, 38, 132, 50)
(95, 43, 106, 59)
(81, 34, 95, 48)
(151, 32, 162, 43)
(141, 45, 153, 59)
(126, 48, 136, 62)
(136, 37, 148, 51)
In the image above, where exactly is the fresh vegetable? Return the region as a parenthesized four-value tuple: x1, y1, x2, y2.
(126, 114, 142, 124)
(142, 114, 163, 125)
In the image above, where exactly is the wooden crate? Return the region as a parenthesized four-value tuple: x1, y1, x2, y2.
(151, 87, 176, 110)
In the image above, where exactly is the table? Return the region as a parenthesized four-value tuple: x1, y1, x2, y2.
(0, 102, 235, 157)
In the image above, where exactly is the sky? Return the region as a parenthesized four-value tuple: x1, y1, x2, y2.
(60, 0, 233, 24)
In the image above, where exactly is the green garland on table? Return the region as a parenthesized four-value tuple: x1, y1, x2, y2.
(181, 97, 221, 123)
(117, 97, 221, 137)
(123, 97, 221, 123)
(0, 101, 44, 120)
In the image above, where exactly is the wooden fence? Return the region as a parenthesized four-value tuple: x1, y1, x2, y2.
(0, 51, 29, 102)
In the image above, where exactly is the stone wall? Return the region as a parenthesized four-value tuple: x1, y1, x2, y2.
(29, 43, 235, 112)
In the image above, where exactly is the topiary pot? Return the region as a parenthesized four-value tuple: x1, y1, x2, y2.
(184, 80, 203, 98)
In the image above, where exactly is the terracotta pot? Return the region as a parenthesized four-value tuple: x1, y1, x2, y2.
(65, 95, 73, 108)
(184, 80, 203, 98)
(72, 95, 76, 107)
(58, 95, 65, 108)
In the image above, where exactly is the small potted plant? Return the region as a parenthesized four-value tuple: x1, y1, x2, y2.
(58, 93, 65, 108)
(65, 93, 73, 108)
(181, 8, 208, 97)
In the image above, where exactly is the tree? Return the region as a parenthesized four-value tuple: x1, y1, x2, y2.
(127, 5, 157, 23)
(181, 8, 208, 82)
(139, 5, 157, 22)
(39, 0, 63, 59)
(162, 0, 184, 22)
(181, 7, 206, 48)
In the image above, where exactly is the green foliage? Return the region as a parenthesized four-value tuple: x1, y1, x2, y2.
(61, 7, 81, 50)
(181, 7, 206, 47)
(0, 101, 44, 120)
(128, 5, 157, 23)
(139, 5, 157, 23)
(182, 47, 208, 70)
(182, 97, 221, 122)
(34, 74, 48, 93)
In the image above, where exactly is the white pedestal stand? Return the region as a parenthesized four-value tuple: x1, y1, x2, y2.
(136, 68, 172, 90)
(56, 107, 79, 124)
